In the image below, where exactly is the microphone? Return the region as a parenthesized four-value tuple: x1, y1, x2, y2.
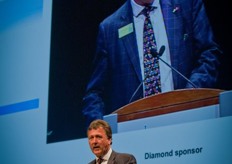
(128, 46, 166, 103)
(151, 45, 197, 89)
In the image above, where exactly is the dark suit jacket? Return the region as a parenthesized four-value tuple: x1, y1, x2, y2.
(88, 150, 137, 164)
(82, 0, 222, 124)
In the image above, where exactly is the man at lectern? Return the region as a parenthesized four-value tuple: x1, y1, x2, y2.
(82, 0, 222, 126)
(87, 119, 137, 164)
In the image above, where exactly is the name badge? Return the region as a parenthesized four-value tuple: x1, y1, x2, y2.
(118, 23, 133, 38)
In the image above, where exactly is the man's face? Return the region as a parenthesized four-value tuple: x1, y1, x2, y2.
(88, 127, 111, 157)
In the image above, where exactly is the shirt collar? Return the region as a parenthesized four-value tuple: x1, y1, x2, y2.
(130, 0, 159, 17)
(96, 148, 112, 162)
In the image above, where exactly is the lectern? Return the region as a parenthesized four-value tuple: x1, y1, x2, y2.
(105, 88, 224, 133)
(113, 88, 222, 122)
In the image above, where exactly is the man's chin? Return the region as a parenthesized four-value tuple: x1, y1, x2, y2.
(93, 149, 102, 156)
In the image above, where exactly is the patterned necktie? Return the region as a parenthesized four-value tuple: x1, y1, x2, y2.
(97, 157, 103, 164)
(142, 6, 161, 97)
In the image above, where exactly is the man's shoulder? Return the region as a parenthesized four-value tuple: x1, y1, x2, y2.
(101, 1, 131, 25)
(113, 150, 136, 159)
(109, 150, 137, 164)
(88, 159, 95, 164)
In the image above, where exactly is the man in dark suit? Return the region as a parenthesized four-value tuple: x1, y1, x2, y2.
(82, 0, 222, 126)
(87, 119, 137, 164)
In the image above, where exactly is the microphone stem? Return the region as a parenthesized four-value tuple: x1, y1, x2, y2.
(129, 81, 143, 103)
(158, 56, 197, 88)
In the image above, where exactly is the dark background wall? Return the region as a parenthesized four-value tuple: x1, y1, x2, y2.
(47, 0, 231, 143)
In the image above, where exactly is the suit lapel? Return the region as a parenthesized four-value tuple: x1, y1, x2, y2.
(161, 0, 188, 88)
(108, 150, 117, 164)
(160, 0, 175, 60)
(118, 0, 142, 82)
